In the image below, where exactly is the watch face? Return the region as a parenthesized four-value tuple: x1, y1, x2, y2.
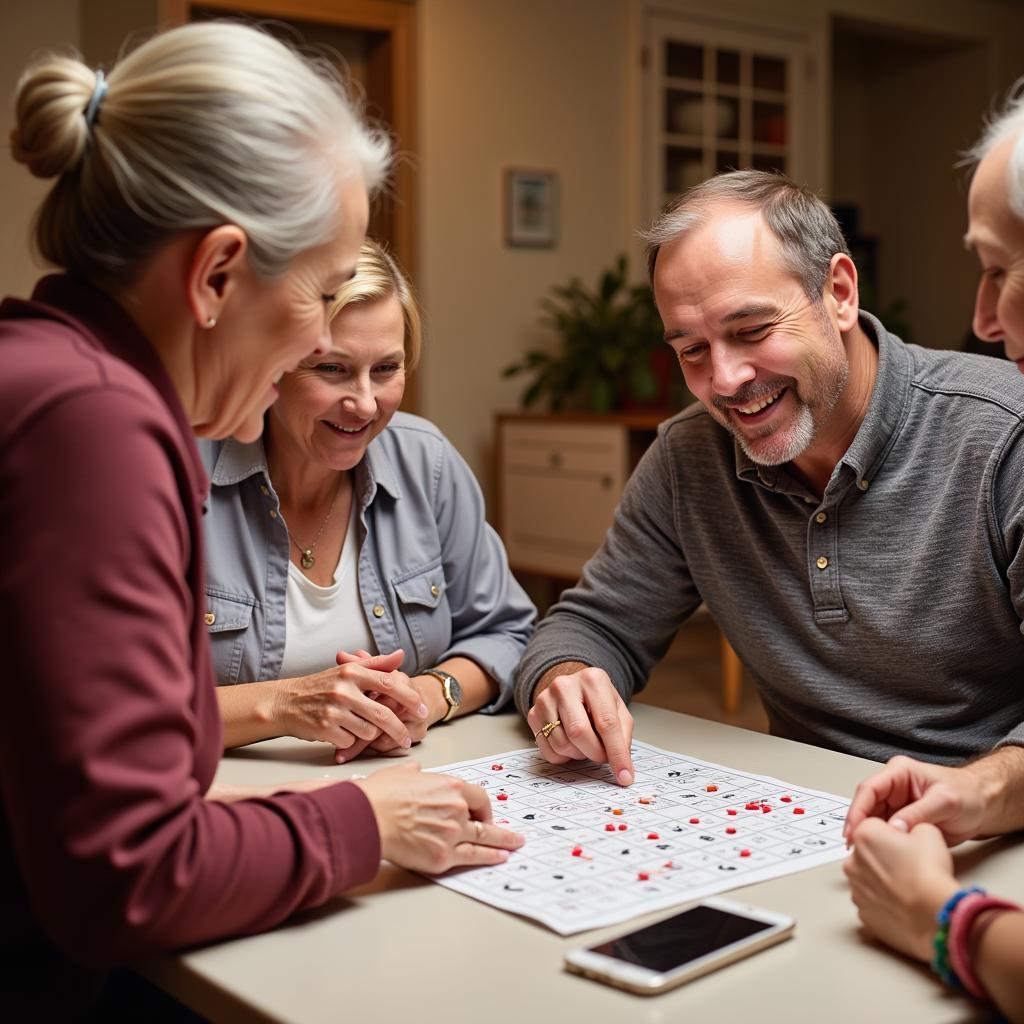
(446, 676, 463, 706)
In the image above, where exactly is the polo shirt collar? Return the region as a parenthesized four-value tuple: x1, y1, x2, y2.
(735, 310, 910, 493)
(838, 311, 911, 483)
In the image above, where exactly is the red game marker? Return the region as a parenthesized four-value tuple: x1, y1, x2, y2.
(761, 805, 772, 813)
(739, 849, 751, 857)
(496, 793, 508, 801)
(780, 795, 792, 803)
(727, 809, 738, 816)
(490, 764, 503, 771)
(745, 802, 759, 810)
(663, 861, 674, 869)
(689, 817, 700, 824)
(706, 784, 718, 792)
(637, 871, 650, 881)
(618, 823, 628, 831)
(571, 846, 583, 857)
(646, 832, 660, 840)
(793, 807, 805, 814)
(725, 827, 737, 835)
(604, 823, 615, 832)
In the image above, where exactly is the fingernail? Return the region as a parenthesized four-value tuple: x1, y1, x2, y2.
(617, 769, 633, 786)
(515, 833, 526, 846)
(889, 817, 908, 832)
(497, 851, 510, 862)
(402, 737, 412, 749)
(417, 703, 429, 718)
(335, 755, 346, 764)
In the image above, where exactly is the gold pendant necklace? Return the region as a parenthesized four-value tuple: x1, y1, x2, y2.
(286, 479, 343, 571)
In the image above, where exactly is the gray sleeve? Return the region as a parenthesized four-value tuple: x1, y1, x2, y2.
(432, 436, 537, 712)
(993, 423, 1024, 750)
(513, 429, 702, 716)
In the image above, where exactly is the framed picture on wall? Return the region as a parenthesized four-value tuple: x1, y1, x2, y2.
(505, 168, 559, 248)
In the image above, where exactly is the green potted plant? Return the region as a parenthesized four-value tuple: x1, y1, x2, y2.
(502, 255, 687, 413)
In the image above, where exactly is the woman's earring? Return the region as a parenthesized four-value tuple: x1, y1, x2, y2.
(206, 316, 217, 328)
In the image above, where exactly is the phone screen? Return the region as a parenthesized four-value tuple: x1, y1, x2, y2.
(588, 905, 773, 973)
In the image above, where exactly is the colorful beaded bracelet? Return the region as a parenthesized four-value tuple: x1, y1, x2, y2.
(948, 892, 1022, 1001)
(932, 886, 985, 989)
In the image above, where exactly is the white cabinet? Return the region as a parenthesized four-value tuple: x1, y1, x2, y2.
(496, 413, 659, 580)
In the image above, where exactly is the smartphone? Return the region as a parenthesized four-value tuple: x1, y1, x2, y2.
(564, 898, 794, 995)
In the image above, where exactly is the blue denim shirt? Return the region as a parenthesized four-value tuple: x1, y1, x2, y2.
(199, 412, 535, 711)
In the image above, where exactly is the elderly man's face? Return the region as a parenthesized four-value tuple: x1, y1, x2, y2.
(653, 204, 849, 466)
(967, 133, 1024, 369)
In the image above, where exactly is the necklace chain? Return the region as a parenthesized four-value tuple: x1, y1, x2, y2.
(286, 479, 344, 570)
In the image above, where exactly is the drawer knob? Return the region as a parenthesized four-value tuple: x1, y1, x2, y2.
(601, 475, 613, 489)
(549, 452, 562, 468)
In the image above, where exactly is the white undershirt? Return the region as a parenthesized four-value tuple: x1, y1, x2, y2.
(279, 501, 376, 680)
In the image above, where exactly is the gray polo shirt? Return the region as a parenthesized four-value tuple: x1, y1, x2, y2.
(514, 314, 1024, 763)
(201, 412, 536, 710)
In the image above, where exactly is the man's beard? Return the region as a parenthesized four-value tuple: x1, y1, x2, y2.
(710, 320, 849, 467)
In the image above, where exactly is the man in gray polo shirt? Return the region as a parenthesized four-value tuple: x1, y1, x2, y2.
(514, 171, 1024, 811)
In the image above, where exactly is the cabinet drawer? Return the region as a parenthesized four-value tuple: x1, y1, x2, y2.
(498, 420, 630, 578)
(501, 422, 627, 479)
(503, 472, 620, 578)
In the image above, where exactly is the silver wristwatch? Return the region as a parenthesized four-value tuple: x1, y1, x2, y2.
(423, 668, 463, 723)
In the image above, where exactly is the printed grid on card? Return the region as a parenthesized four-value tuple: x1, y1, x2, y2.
(428, 740, 850, 934)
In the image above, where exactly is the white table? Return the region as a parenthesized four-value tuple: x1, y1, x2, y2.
(139, 705, 1020, 1022)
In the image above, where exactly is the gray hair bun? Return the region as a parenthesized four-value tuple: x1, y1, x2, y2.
(10, 54, 99, 179)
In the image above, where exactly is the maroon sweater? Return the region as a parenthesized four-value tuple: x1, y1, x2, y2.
(0, 277, 380, 989)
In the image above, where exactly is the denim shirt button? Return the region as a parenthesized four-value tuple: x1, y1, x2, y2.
(372, 604, 385, 618)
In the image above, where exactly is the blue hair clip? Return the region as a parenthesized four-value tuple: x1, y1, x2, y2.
(84, 70, 108, 127)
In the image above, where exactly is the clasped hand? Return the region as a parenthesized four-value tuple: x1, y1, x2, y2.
(273, 648, 428, 761)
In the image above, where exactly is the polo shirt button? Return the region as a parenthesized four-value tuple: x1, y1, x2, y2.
(204, 612, 216, 625)
(269, 508, 278, 519)
(816, 556, 829, 570)
(803, 497, 815, 504)
(857, 479, 870, 491)
(260, 484, 270, 496)
(372, 604, 385, 618)
(430, 584, 440, 597)
(815, 511, 827, 524)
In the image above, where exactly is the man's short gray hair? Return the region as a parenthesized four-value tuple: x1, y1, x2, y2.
(963, 80, 1024, 219)
(639, 170, 850, 302)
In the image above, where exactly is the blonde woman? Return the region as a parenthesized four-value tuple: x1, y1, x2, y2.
(203, 240, 535, 760)
(0, 23, 519, 1014)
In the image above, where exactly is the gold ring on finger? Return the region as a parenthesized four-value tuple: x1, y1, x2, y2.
(535, 719, 561, 741)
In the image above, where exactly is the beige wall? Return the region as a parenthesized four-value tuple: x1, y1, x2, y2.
(416, 0, 632, 491)
(0, 0, 79, 299)
(832, 31, 991, 348)
(4, 0, 1024, 494)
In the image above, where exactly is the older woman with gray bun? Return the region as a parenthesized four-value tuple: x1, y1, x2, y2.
(0, 21, 520, 1013)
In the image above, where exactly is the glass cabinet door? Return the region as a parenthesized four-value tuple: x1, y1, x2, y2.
(646, 14, 812, 214)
